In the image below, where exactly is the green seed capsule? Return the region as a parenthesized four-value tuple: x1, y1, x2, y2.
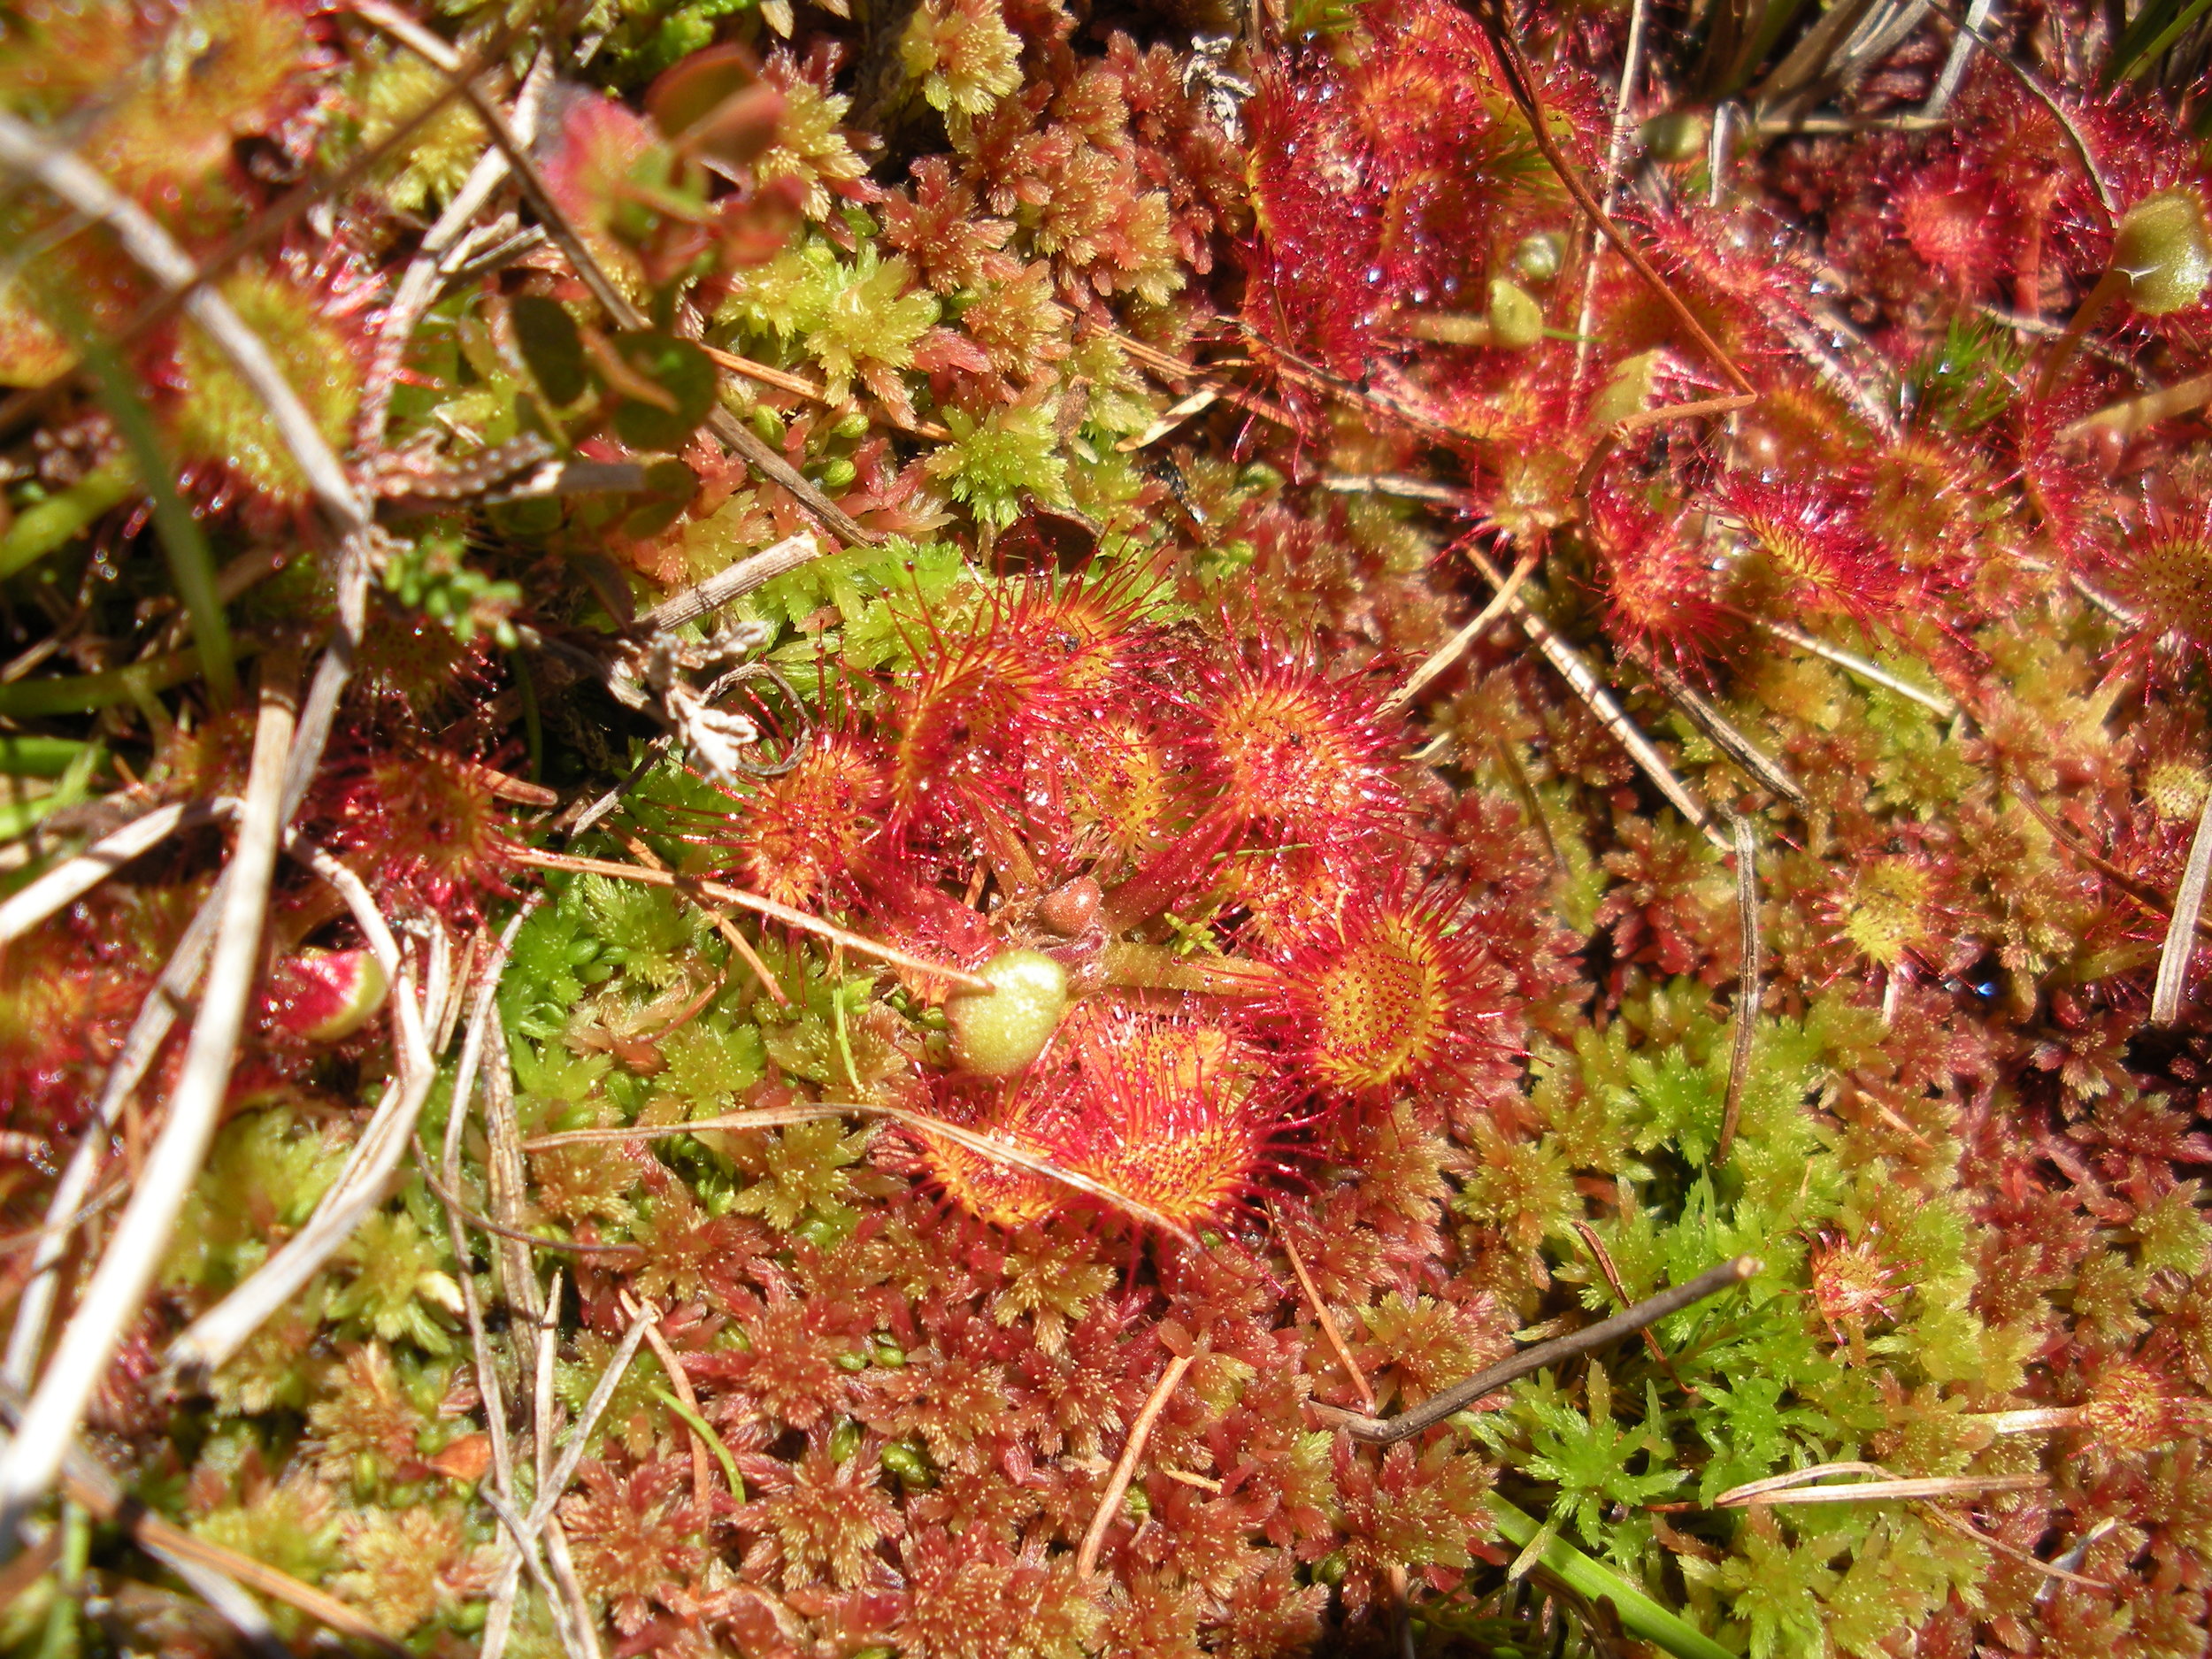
(2112, 188, 2212, 316)
(813, 456, 858, 490)
(1486, 279, 1546, 350)
(946, 949, 1070, 1076)
(1641, 108, 1709, 164)
(1511, 232, 1564, 283)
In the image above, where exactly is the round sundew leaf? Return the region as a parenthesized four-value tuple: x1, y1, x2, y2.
(2113, 188, 2212, 316)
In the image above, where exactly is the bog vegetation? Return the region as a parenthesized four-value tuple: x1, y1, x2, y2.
(1, 0, 2210, 1652)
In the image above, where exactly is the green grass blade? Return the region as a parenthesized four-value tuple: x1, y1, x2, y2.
(0, 460, 134, 584)
(0, 649, 213, 718)
(76, 334, 237, 710)
(0, 735, 93, 778)
(2108, 0, 2212, 79)
(1485, 1494, 1734, 1659)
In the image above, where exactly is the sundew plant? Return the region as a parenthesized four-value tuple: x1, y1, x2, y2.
(1, 0, 2211, 1653)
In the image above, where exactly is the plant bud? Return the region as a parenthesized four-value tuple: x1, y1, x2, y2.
(267, 948, 388, 1043)
(2112, 188, 2212, 315)
(1035, 875, 1102, 936)
(1641, 108, 1709, 164)
(1486, 278, 1545, 349)
(1510, 231, 1564, 283)
(946, 949, 1069, 1076)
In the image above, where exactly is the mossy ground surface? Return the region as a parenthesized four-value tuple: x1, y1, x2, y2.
(3, 0, 2212, 1654)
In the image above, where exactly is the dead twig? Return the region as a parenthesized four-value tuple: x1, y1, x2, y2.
(1715, 813, 1762, 1164)
(1318, 473, 1478, 505)
(1744, 614, 1959, 718)
(1568, 1221, 1685, 1386)
(1920, 0, 1994, 115)
(1715, 1463, 2047, 1507)
(632, 531, 826, 634)
(1117, 385, 1221, 452)
(1077, 1348, 1197, 1576)
(2153, 792, 2212, 1025)
(481, 1302, 658, 1659)
(1464, 545, 1732, 852)
(539, 1518, 606, 1659)
(1638, 654, 1809, 810)
(508, 843, 992, 989)
(480, 1271, 563, 1659)
(0, 654, 298, 1551)
(1383, 545, 1540, 718)
(1273, 1202, 1376, 1414)
(0, 797, 233, 944)
(161, 830, 439, 1383)
(1317, 1256, 1759, 1444)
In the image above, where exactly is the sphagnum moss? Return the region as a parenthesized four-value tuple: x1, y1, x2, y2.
(1, 0, 2211, 1654)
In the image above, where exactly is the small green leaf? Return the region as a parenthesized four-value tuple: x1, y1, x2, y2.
(0, 734, 91, 778)
(512, 295, 591, 406)
(611, 332, 717, 451)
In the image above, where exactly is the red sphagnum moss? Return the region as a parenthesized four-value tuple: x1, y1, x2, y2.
(4, 0, 2212, 1653)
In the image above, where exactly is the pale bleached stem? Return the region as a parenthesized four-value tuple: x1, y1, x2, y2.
(0, 114, 366, 534)
(0, 658, 298, 1548)
(278, 549, 372, 823)
(1, 881, 223, 1391)
(632, 533, 823, 634)
(541, 1518, 606, 1659)
(1382, 546, 1538, 717)
(160, 833, 438, 1382)
(479, 1489, 589, 1659)
(1747, 614, 1959, 718)
(442, 902, 541, 1179)
(358, 49, 555, 449)
(0, 798, 232, 944)
(2152, 793, 2212, 1026)
(1571, 0, 1650, 403)
(483, 1292, 651, 1659)
(480, 1269, 563, 1659)
(1468, 554, 1732, 852)
(483, 1010, 544, 1323)
(1922, 0, 1996, 117)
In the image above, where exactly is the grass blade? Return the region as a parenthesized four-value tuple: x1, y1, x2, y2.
(75, 330, 236, 709)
